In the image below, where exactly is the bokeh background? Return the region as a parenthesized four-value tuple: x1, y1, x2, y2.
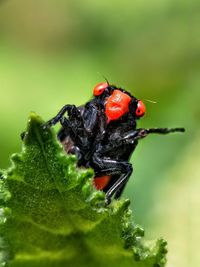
(0, 0, 199, 266)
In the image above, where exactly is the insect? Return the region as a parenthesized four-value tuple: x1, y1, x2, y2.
(45, 82, 185, 204)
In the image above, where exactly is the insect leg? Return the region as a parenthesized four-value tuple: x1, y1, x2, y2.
(105, 168, 132, 205)
(44, 104, 78, 128)
(91, 153, 133, 205)
(116, 127, 185, 145)
(57, 118, 85, 165)
(114, 182, 129, 199)
(60, 117, 84, 147)
(134, 127, 185, 140)
(145, 127, 185, 134)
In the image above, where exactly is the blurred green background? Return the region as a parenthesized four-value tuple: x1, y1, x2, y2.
(0, 0, 199, 266)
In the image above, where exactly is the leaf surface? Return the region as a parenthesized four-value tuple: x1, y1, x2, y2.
(0, 113, 167, 267)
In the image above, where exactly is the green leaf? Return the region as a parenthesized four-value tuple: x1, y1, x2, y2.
(0, 113, 167, 267)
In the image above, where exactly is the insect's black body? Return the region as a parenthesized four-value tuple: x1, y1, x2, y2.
(56, 85, 120, 166)
(45, 82, 185, 204)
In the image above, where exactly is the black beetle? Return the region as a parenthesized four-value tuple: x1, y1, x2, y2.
(45, 82, 185, 204)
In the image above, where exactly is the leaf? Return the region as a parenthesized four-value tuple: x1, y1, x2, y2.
(0, 113, 167, 267)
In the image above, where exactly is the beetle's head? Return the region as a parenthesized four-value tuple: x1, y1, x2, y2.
(93, 82, 146, 123)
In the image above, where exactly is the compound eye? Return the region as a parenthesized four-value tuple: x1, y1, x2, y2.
(136, 100, 146, 117)
(93, 82, 108, 96)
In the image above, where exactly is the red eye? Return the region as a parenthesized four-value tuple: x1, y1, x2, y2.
(136, 100, 146, 117)
(93, 82, 108, 96)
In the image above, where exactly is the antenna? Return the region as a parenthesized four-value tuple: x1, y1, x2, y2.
(144, 99, 157, 104)
(97, 72, 110, 85)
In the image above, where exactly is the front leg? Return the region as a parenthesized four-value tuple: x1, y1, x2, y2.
(143, 127, 185, 135)
(130, 127, 185, 141)
(59, 117, 85, 149)
(44, 104, 79, 128)
(112, 127, 185, 146)
(107, 130, 139, 149)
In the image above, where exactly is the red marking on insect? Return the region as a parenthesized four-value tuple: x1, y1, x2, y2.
(105, 90, 131, 123)
(93, 82, 108, 96)
(136, 100, 146, 117)
(93, 175, 111, 190)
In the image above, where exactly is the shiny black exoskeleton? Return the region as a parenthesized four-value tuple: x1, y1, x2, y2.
(45, 82, 185, 204)
(54, 85, 113, 166)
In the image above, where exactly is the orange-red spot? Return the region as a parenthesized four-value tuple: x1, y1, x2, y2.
(93, 82, 108, 96)
(105, 90, 131, 122)
(93, 175, 111, 190)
